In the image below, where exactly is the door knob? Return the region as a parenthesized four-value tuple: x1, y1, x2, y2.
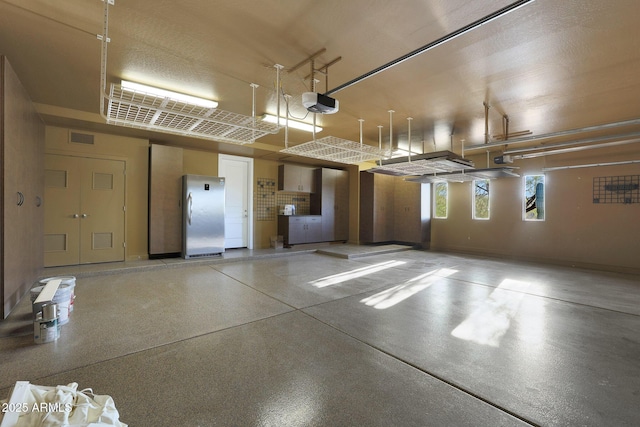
(81, 214, 88, 218)
(73, 214, 79, 218)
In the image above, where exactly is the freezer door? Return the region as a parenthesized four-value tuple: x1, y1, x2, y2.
(183, 175, 225, 257)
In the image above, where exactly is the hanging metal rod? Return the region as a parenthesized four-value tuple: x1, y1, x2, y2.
(324, 0, 536, 95)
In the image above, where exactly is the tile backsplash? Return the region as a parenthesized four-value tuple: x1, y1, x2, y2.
(276, 192, 310, 215)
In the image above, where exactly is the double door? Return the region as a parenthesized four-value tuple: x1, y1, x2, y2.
(44, 154, 125, 266)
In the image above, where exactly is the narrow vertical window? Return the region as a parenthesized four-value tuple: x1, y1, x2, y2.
(434, 181, 448, 219)
(473, 179, 490, 220)
(524, 175, 545, 220)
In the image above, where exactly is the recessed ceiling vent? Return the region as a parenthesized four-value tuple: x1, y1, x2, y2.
(69, 131, 95, 145)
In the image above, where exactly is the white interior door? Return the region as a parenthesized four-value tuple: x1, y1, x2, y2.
(218, 154, 253, 249)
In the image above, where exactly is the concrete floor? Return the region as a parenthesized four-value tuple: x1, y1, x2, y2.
(1, 246, 639, 426)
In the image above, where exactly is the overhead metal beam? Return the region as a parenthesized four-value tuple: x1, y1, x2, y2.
(324, 0, 536, 95)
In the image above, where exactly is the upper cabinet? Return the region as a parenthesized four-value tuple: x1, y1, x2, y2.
(278, 164, 315, 193)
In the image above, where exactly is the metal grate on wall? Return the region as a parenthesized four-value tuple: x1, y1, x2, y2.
(104, 84, 280, 145)
(256, 178, 277, 221)
(593, 175, 640, 204)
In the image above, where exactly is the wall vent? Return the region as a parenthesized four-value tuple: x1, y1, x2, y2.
(69, 131, 95, 145)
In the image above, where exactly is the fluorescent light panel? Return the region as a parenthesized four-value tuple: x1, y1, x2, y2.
(121, 80, 218, 109)
(262, 114, 322, 133)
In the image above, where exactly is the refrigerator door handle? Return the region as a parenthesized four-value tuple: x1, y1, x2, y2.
(187, 192, 193, 225)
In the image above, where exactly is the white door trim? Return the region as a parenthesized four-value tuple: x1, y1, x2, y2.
(218, 154, 254, 249)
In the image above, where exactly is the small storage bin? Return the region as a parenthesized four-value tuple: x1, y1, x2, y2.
(270, 235, 283, 249)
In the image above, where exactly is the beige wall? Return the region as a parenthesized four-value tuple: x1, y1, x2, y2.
(431, 147, 640, 273)
(45, 126, 149, 260)
(45, 125, 639, 273)
(182, 148, 218, 176)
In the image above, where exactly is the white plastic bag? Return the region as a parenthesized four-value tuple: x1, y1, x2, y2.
(0, 382, 127, 427)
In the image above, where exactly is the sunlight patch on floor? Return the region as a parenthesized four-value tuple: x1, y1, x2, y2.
(309, 260, 406, 288)
(451, 278, 530, 347)
(360, 268, 458, 309)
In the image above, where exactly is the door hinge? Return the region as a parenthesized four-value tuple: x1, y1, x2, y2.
(123, 242, 126, 248)
(123, 206, 126, 212)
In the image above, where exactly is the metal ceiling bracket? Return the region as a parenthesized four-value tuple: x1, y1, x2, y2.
(287, 49, 327, 73)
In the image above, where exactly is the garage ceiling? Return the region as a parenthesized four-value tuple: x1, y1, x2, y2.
(1, 0, 639, 163)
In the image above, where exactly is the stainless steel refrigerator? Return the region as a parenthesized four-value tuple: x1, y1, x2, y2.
(182, 175, 225, 258)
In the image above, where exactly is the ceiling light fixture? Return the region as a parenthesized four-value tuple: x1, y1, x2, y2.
(120, 80, 218, 109)
(262, 114, 322, 133)
(99, 1, 279, 145)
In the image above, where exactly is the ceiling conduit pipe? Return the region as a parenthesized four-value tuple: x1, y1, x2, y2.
(274, 64, 284, 128)
(466, 117, 640, 151)
(484, 102, 490, 144)
(388, 110, 395, 159)
(543, 159, 640, 172)
(407, 117, 413, 162)
(98, 0, 112, 122)
(250, 83, 259, 142)
(283, 94, 292, 149)
(378, 125, 383, 166)
(324, 0, 536, 96)
(504, 132, 640, 158)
